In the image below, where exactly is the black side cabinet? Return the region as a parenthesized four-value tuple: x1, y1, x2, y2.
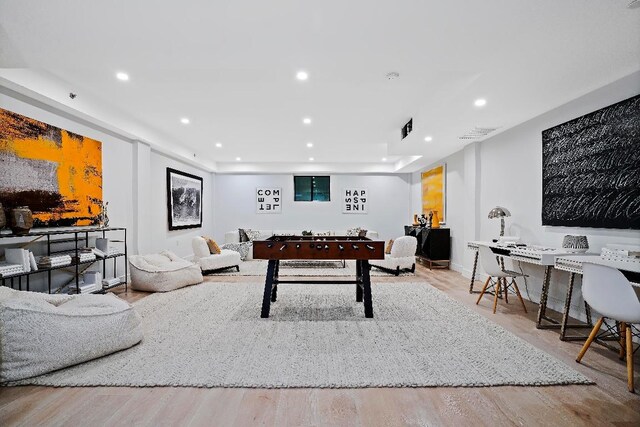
(404, 226, 450, 269)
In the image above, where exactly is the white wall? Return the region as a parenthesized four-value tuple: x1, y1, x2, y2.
(214, 174, 411, 242)
(410, 149, 466, 271)
(410, 71, 640, 319)
(0, 87, 215, 290)
(148, 151, 214, 258)
(0, 88, 136, 246)
(474, 71, 640, 318)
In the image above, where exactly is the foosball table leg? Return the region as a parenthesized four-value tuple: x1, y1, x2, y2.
(362, 260, 373, 318)
(356, 260, 363, 302)
(261, 260, 277, 318)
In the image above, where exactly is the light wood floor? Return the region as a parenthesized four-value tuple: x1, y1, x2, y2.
(1, 265, 639, 426)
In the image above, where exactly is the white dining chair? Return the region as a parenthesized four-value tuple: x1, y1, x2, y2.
(475, 245, 528, 314)
(576, 263, 640, 393)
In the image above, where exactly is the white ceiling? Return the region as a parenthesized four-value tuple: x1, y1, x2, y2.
(0, 0, 639, 173)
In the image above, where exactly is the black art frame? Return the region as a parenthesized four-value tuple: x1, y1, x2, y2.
(166, 168, 203, 230)
(541, 94, 640, 229)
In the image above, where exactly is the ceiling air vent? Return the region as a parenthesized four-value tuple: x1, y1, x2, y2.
(458, 127, 500, 141)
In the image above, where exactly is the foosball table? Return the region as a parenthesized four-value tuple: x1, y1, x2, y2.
(252, 235, 385, 318)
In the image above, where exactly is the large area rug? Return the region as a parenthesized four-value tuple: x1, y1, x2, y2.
(216, 259, 414, 276)
(7, 282, 592, 388)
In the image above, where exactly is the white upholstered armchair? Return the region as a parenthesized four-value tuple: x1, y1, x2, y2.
(370, 236, 417, 276)
(192, 236, 241, 273)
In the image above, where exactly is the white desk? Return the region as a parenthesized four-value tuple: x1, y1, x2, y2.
(555, 254, 640, 285)
(466, 242, 594, 338)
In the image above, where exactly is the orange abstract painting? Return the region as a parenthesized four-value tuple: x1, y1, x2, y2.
(0, 108, 102, 227)
(421, 164, 445, 223)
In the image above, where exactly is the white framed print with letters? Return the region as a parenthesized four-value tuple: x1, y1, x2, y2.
(256, 187, 282, 213)
(343, 188, 368, 214)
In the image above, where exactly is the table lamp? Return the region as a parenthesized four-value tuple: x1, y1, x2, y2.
(488, 206, 511, 236)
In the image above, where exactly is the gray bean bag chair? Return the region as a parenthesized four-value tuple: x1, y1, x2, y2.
(129, 250, 203, 292)
(0, 287, 142, 382)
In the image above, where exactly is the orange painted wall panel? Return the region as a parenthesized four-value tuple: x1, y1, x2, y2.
(421, 164, 445, 223)
(0, 108, 102, 227)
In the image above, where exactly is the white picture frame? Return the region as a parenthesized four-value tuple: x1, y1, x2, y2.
(256, 187, 282, 213)
(343, 188, 368, 214)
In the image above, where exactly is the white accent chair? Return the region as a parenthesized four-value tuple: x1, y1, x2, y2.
(0, 287, 142, 382)
(576, 263, 640, 393)
(370, 236, 417, 276)
(129, 251, 203, 292)
(475, 245, 528, 314)
(192, 236, 241, 273)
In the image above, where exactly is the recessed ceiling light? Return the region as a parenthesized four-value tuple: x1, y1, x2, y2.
(474, 98, 487, 107)
(424, 136, 433, 142)
(235, 157, 241, 161)
(306, 142, 313, 148)
(215, 142, 222, 148)
(115, 72, 129, 81)
(309, 157, 314, 161)
(296, 70, 309, 81)
(180, 118, 190, 124)
(382, 157, 387, 162)
(303, 117, 312, 125)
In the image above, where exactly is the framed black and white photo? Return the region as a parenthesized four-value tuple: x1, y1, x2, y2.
(343, 188, 368, 214)
(166, 168, 203, 230)
(256, 187, 282, 213)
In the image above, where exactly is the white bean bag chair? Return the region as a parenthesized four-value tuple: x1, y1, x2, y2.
(0, 287, 142, 382)
(192, 237, 241, 273)
(129, 250, 203, 292)
(370, 236, 417, 275)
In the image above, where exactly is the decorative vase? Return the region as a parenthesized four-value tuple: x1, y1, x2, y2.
(418, 214, 427, 227)
(431, 210, 440, 228)
(562, 235, 589, 253)
(0, 203, 6, 230)
(413, 214, 419, 226)
(9, 206, 34, 235)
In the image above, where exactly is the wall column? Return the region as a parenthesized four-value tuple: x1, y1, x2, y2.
(132, 141, 151, 255)
(462, 143, 480, 278)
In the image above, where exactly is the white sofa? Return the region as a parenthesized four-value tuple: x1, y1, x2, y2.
(0, 287, 142, 382)
(129, 251, 203, 292)
(370, 236, 417, 275)
(192, 236, 241, 272)
(223, 229, 380, 260)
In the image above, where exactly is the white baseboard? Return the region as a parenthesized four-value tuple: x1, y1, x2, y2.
(450, 262, 464, 274)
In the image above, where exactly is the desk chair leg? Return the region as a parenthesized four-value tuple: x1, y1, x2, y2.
(619, 322, 627, 361)
(577, 317, 604, 363)
(626, 325, 634, 393)
(492, 278, 501, 314)
(476, 277, 491, 305)
(512, 280, 528, 314)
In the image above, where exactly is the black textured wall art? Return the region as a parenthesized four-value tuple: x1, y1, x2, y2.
(541, 94, 640, 229)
